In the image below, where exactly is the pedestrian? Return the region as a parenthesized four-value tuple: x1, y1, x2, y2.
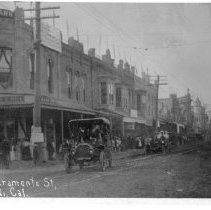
(1, 137, 11, 169)
(47, 140, 55, 160)
(33, 143, 39, 165)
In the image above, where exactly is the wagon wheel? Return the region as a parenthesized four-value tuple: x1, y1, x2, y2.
(100, 151, 106, 172)
(64, 153, 73, 174)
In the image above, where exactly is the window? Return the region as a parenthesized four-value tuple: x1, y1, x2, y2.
(101, 82, 107, 104)
(129, 89, 133, 107)
(108, 83, 114, 105)
(66, 67, 72, 98)
(75, 71, 80, 101)
(123, 88, 128, 109)
(0, 47, 12, 85)
(137, 94, 141, 110)
(47, 59, 53, 93)
(142, 95, 146, 104)
(29, 52, 35, 89)
(116, 87, 122, 107)
(81, 74, 87, 103)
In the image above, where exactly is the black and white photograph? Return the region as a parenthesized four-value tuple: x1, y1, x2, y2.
(0, 0, 210, 200)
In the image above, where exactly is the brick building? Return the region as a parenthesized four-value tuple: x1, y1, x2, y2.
(0, 7, 157, 160)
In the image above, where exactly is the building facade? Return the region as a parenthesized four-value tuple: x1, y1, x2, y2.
(158, 91, 192, 133)
(192, 97, 209, 134)
(0, 7, 157, 160)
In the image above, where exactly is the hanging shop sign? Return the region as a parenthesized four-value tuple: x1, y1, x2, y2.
(130, 109, 137, 118)
(0, 95, 25, 105)
(0, 9, 13, 19)
(40, 95, 56, 105)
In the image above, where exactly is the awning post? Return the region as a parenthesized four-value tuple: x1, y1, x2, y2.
(61, 111, 64, 143)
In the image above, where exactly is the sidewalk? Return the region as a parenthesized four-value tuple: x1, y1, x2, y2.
(0, 148, 145, 172)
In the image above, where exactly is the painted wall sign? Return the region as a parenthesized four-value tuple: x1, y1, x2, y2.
(40, 23, 62, 52)
(0, 95, 24, 104)
(0, 9, 13, 18)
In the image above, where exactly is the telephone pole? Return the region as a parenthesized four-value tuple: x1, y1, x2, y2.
(21, 2, 60, 157)
(34, 1, 41, 128)
(152, 75, 168, 131)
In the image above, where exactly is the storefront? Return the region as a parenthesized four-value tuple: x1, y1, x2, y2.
(0, 94, 96, 161)
(123, 117, 149, 137)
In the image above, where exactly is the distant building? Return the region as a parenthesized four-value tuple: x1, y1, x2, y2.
(158, 90, 192, 133)
(192, 97, 209, 134)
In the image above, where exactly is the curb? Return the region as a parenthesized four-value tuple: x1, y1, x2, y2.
(0, 150, 144, 173)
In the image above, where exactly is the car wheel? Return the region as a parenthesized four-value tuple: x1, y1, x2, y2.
(100, 151, 106, 172)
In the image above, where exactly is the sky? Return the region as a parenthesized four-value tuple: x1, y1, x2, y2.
(1, 1, 211, 109)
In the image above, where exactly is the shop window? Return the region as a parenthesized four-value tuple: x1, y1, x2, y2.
(66, 67, 72, 98)
(47, 59, 53, 93)
(0, 47, 12, 86)
(29, 52, 35, 89)
(116, 87, 122, 107)
(101, 82, 107, 105)
(108, 83, 114, 105)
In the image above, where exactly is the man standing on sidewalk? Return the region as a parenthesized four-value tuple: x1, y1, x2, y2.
(1, 137, 11, 169)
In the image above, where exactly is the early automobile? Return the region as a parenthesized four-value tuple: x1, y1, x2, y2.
(150, 131, 170, 153)
(63, 117, 112, 173)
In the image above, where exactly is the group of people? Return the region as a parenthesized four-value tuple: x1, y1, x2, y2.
(111, 136, 123, 152)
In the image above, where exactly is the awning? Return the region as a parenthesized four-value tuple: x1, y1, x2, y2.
(41, 104, 96, 115)
(96, 109, 125, 119)
(0, 103, 96, 115)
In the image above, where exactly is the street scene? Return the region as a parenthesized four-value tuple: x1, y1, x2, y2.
(0, 140, 210, 197)
(0, 2, 211, 199)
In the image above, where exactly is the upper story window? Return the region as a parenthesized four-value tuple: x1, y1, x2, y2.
(129, 89, 132, 107)
(116, 87, 122, 107)
(137, 94, 141, 110)
(47, 58, 53, 93)
(81, 74, 87, 103)
(75, 71, 80, 102)
(0, 47, 12, 86)
(142, 95, 146, 104)
(29, 52, 35, 89)
(108, 83, 114, 105)
(100, 82, 107, 105)
(66, 67, 72, 98)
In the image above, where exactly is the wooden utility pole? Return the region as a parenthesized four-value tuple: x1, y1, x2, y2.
(21, 2, 59, 148)
(34, 1, 41, 127)
(152, 75, 168, 131)
(155, 75, 160, 131)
